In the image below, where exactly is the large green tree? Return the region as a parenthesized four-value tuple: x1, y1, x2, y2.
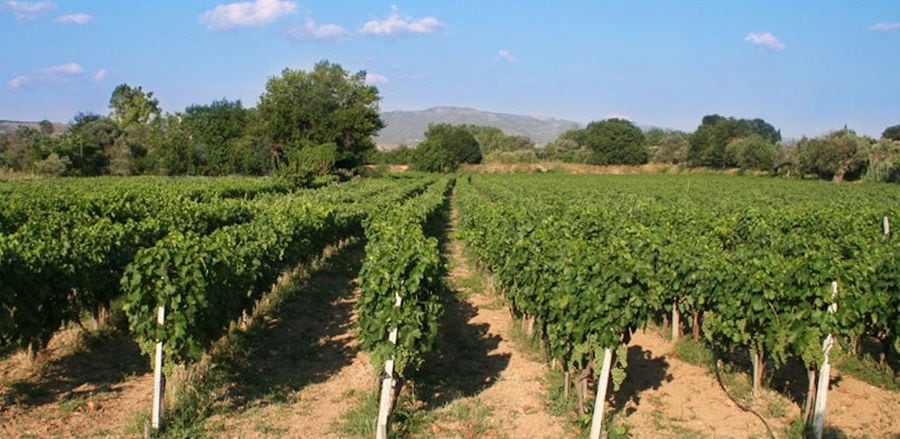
(182, 99, 249, 175)
(580, 118, 648, 165)
(883, 125, 900, 141)
(411, 124, 482, 172)
(55, 113, 117, 175)
(109, 84, 161, 128)
(796, 129, 871, 181)
(257, 61, 384, 168)
(688, 115, 780, 168)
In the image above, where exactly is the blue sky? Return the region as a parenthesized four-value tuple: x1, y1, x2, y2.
(1, 1, 898, 139)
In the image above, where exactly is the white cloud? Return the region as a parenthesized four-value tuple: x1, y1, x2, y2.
(286, 17, 349, 41)
(7, 62, 97, 90)
(6, 1, 57, 20)
(38, 62, 83, 75)
(93, 69, 108, 82)
(360, 5, 441, 36)
(870, 22, 900, 31)
(54, 13, 91, 25)
(8, 75, 30, 90)
(365, 72, 389, 84)
(199, 0, 298, 31)
(745, 32, 786, 51)
(496, 49, 516, 63)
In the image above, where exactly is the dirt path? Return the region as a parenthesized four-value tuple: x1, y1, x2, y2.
(203, 243, 377, 438)
(407, 207, 568, 438)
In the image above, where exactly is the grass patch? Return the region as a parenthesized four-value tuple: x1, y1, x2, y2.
(333, 388, 378, 438)
(508, 316, 546, 363)
(836, 354, 900, 391)
(672, 338, 714, 367)
(253, 421, 287, 436)
(126, 410, 150, 438)
(717, 361, 754, 407)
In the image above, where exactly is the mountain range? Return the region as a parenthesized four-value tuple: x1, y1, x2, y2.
(375, 106, 582, 148)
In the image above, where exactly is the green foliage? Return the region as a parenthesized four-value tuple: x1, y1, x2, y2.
(407, 124, 479, 172)
(357, 179, 449, 376)
(455, 173, 900, 408)
(865, 139, 900, 183)
(579, 118, 648, 165)
(725, 136, 776, 171)
(257, 61, 384, 168)
(673, 338, 714, 367)
(409, 124, 482, 173)
(55, 113, 116, 175)
(368, 145, 414, 165)
(276, 141, 339, 186)
(32, 153, 70, 176)
(109, 83, 161, 128)
(181, 99, 250, 175)
(882, 124, 900, 141)
(647, 128, 690, 164)
(411, 139, 457, 172)
(689, 115, 780, 168)
(795, 129, 871, 181)
(462, 125, 535, 154)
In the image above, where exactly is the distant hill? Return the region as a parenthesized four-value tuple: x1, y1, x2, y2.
(376, 107, 582, 148)
(0, 120, 68, 135)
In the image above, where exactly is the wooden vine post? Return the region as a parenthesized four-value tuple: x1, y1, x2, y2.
(588, 347, 614, 439)
(813, 281, 838, 439)
(376, 291, 403, 439)
(151, 306, 165, 432)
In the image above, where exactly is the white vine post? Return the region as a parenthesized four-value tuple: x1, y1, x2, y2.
(376, 291, 403, 439)
(884, 216, 891, 236)
(151, 306, 165, 431)
(671, 299, 680, 341)
(813, 281, 838, 439)
(589, 347, 613, 439)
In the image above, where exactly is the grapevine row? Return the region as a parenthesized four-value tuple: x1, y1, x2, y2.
(455, 174, 900, 408)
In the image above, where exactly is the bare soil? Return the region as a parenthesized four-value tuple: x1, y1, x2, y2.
(620, 330, 900, 438)
(0, 325, 152, 438)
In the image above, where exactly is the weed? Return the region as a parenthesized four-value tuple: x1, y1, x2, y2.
(673, 338, 714, 367)
(333, 388, 378, 438)
(253, 422, 287, 436)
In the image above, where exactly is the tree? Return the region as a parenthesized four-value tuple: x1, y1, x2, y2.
(725, 136, 776, 171)
(410, 139, 457, 173)
(182, 99, 248, 175)
(688, 115, 780, 168)
(580, 118, 648, 165)
(410, 124, 482, 172)
(109, 84, 161, 128)
(463, 125, 535, 155)
(796, 129, 871, 181)
(865, 138, 900, 183)
(55, 113, 116, 175)
(257, 61, 384, 169)
(883, 125, 900, 141)
(646, 128, 690, 164)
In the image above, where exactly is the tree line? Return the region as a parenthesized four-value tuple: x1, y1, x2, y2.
(374, 115, 900, 183)
(0, 61, 383, 184)
(3, 59, 898, 183)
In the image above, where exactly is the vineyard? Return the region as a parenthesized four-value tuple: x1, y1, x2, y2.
(1, 173, 899, 437)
